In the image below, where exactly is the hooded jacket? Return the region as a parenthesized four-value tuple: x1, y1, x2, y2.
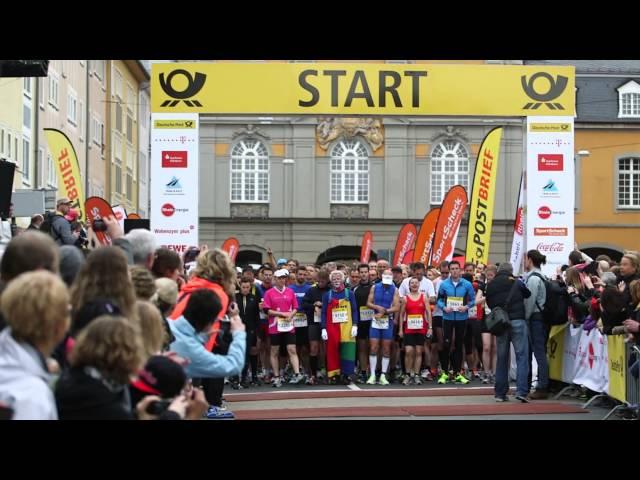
(0, 328, 57, 420)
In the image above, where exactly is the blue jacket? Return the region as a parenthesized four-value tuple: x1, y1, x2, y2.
(169, 317, 246, 379)
(436, 277, 476, 321)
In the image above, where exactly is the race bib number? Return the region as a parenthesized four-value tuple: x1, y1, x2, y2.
(277, 317, 294, 332)
(293, 313, 308, 328)
(407, 314, 423, 330)
(446, 297, 463, 310)
(332, 307, 348, 324)
(314, 311, 321, 323)
(359, 307, 374, 322)
(372, 315, 390, 329)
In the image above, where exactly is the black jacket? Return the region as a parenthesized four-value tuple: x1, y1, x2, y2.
(486, 272, 531, 321)
(236, 292, 260, 331)
(55, 367, 133, 420)
(301, 284, 331, 323)
(568, 288, 595, 324)
(353, 282, 373, 309)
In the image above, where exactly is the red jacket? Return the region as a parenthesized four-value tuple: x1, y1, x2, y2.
(169, 276, 229, 352)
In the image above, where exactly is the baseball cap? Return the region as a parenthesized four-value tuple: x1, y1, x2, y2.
(277, 258, 287, 266)
(131, 355, 187, 398)
(57, 197, 73, 206)
(274, 268, 290, 278)
(154, 278, 178, 306)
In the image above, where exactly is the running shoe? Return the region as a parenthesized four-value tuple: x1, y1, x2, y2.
(366, 373, 377, 385)
(454, 373, 470, 384)
(305, 376, 317, 385)
(379, 373, 390, 386)
(272, 377, 283, 388)
(402, 375, 412, 386)
(494, 396, 508, 402)
(289, 373, 304, 384)
(437, 372, 449, 384)
(413, 375, 423, 385)
(482, 373, 490, 384)
(206, 406, 235, 419)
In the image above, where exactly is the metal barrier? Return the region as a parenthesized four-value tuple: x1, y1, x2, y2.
(603, 343, 640, 420)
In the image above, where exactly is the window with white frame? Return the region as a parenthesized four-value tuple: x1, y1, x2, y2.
(139, 151, 147, 184)
(48, 72, 59, 109)
(79, 100, 84, 141)
(114, 133, 123, 162)
(38, 148, 43, 188)
(126, 169, 133, 201)
(47, 153, 57, 186)
(38, 78, 44, 109)
(23, 78, 32, 98)
(115, 162, 122, 194)
(617, 157, 640, 208)
(114, 69, 123, 100)
(139, 94, 148, 129)
(67, 90, 77, 125)
(430, 140, 469, 204)
(22, 138, 30, 183)
(230, 139, 269, 202)
(618, 81, 640, 118)
(127, 85, 135, 115)
(330, 140, 369, 203)
(94, 60, 105, 82)
(92, 115, 103, 147)
(23, 103, 31, 130)
(126, 113, 133, 143)
(115, 101, 123, 132)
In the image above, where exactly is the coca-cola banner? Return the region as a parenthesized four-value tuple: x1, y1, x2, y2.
(526, 116, 574, 277)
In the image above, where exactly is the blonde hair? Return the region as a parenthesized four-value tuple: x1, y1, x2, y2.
(565, 267, 583, 291)
(0, 270, 70, 347)
(192, 248, 236, 296)
(130, 266, 157, 300)
(630, 279, 640, 309)
(71, 315, 144, 385)
(622, 253, 640, 275)
(71, 247, 137, 322)
(135, 300, 167, 357)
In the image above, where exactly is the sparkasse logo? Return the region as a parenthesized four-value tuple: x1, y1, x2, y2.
(538, 154, 563, 171)
(161, 151, 188, 168)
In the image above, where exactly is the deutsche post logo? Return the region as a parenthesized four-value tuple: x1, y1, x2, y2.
(521, 72, 568, 110)
(159, 69, 206, 107)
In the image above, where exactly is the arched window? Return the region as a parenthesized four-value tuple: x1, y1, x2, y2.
(618, 81, 640, 118)
(430, 140, 469, 204)
(230, 139, 269, 202)
(330, 140, 369, 203)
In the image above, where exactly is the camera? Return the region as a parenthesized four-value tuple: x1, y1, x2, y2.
(92, 219, 107, 232)
(145, 399, 172, 415)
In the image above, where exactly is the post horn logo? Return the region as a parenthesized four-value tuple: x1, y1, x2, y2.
(521, 72, 568, 110)
(159, 69, 206, 107)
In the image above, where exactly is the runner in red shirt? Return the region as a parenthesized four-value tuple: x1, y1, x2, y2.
(399, 277, 432, 385)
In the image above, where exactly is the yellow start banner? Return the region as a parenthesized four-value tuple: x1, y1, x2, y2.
(607, 334, 626, 403)
(151, 63, 575, 116)
(44, 128, 85, 222)
(466, 127, 502, 265)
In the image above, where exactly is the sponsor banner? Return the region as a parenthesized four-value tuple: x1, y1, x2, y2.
(607, 334, 626, 403)
(152, 63, 575, 116)
(360, 231, 373, 263)
(430, 185, 468, 266)
(526, 116, 574, 277)
(85, 196, 115, 246)
(44, 128, 86, 222)
(111, 205, 127, 231)
(509, 173, 525, 275)
(413, 208, 440, 265)
(393, 224, 417, 267)
(402, 249, 414, 266)
(151, 113, 199, 253)
(547, 324, 566, 381)
(465, 127, 502, 265)
(573, 329, 609, 394)
(221, 237, 240, 263)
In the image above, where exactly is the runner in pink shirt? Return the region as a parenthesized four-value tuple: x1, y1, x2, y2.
(262, 269, 304, 387)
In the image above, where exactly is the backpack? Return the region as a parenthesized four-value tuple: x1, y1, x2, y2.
(529, 272, 570, 325)
(485, 278, 518, 335)
(40, 211, 63, 241)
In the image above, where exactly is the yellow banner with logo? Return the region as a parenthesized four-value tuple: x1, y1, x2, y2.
(465, 127, 502, 264)
(607, 334, 626, 403)
(44, 128, 85, 222)
(547, 324, 566, 381)
(151, 63, 575, 116)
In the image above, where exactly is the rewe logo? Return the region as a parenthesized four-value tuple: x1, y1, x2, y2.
(161, 203, 175, 217)
(159, 69, 206, 108)
(521, 72, 568, 110)
(538, 206, 551, 219)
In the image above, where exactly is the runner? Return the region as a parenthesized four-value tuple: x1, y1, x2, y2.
(262, 269, 304, 387)
(289, 265, 312, 380)
(430, 261, 450, 380)
(399, 277, 432, 385)
(255, 265, 273, 382)
(366, 269, 400, 385)
(320, 270, 359, 384)
(353, 263, 374, 383)
(301, 270, 331, 385)
(436, 260, 476, 385)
